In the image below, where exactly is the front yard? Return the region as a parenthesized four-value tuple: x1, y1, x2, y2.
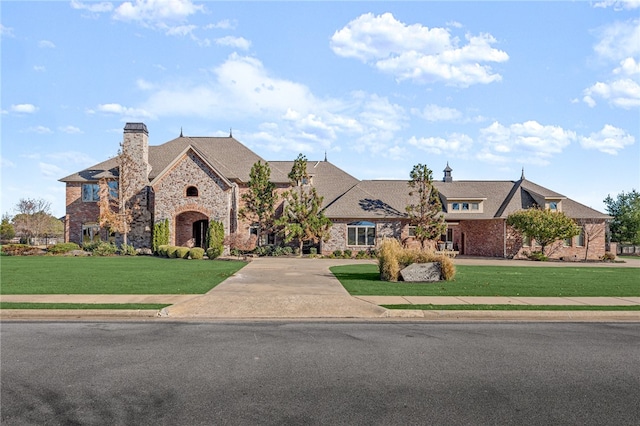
(330, 264, 640, 297)
(0, 256, 246, 294)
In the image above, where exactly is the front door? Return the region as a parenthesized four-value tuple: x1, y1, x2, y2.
(193, 220, 208, 248)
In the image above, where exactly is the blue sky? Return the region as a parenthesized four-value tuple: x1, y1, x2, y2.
(2, 0, 639, 218)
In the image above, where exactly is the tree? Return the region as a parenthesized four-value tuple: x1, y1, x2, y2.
(239, 161, 278, 246)
(97, 145, 140, 246)
(12, 198, 53, 245)
(507, 208, 580, 256)
(405, 164, 447, 250)
(604, 190, 640, 244)
(1, 214, 15, 242)
(206, 220, 225, 259)
(276, 154, 332, 256)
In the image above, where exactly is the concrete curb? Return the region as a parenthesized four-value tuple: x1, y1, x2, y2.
(2, 309, 639, 322)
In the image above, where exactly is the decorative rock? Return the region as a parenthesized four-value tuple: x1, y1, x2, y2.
(399, 262, 442, 282)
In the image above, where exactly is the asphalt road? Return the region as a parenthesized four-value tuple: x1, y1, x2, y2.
(2, 321, 639, 425)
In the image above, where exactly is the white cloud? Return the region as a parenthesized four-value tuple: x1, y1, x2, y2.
(39, 162, 65, 178)
(1, 157, 16, 168)
(594, 0, 640, 10)
(58, 125, 83, 134)
(38, 40, 55, 49)
(27, 126, 53, 134)
(165, 24, 197, 37)
(412, 104, 462, 121)
(330, 12, 508, 87)
(70, 0, 114, 13)
(583, 78, 640, 108)
(11, 104, 38, 113)
(96, 103, 154, 119)
(579, 124, 635, 154)
(205, 20, 237, 30)
(1, 24, 15, 38)
(47, 151, 95, 164)
(215, 36, 251, 50)
(113, 0, 204, 24)
(136, 78, 155, 90)
(408, 133, 473, 155)
(593, 18, 640, 62)
(33, 65, 46, 72)
(478, 121, 576, 165)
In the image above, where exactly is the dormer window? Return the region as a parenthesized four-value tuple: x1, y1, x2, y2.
(546, 200, 562, 212)
(186, 186, 199, 197)
(449, 199, 484, 213)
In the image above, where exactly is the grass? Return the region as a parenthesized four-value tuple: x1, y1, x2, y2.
(0, 302, 169, 310)
(0, 256, 246, 294)
(330, 264, 640, 297)
(382, 304, 640, 311)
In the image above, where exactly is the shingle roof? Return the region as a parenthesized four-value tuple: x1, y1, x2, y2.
(323, 179, 609, 220)
(60, 136, 265, 183)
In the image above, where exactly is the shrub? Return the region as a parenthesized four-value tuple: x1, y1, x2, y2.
(47, 242, 80, 255)
(309, 247, 317, 257)
(189, 247, 205, 260)
(601, 252, 616, 262)
(92, 242, 117, 256)
(356, 250, 368, 259)
(377, 238, 455, 281)
(207, 246, 223, 260)
(282, 246, 293, 255)
(254, 245, 273, 256)
(333, 249, 343, 258)
(206, 220, 225, 258)
(119, 243, 137, 256)
(82, 240, 102, 252)
(176, 247, 190, 259)
(152, 219, 169, 254)
(1, 244, 33, 256)
(378, 238, 402, 281)
(272, 246, 285, 257)
(343, 249, 353, 259)
(528, 251, 548, 261)
(157, 245, 169, 257)
(167, 246, 179, 258)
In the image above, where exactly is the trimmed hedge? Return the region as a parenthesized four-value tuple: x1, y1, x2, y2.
(167, 246, 179, 258)
(47, 243, 81, 255)
(176, 247, 190, 259)
(189, 247, 205, 259)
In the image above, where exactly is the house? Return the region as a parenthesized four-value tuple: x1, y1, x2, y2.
(60, 122, 610, 260)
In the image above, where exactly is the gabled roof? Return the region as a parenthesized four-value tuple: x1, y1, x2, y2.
(270, 160, 359, 209)
(323, 178, 609, 220)
(60, 135, 266, 183)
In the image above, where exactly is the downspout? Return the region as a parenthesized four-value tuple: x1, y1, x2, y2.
(503, 220, 507, 258)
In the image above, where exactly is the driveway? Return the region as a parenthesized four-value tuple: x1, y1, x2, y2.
(160, 258, 386, 319)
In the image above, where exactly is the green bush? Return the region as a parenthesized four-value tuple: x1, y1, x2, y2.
(356, 250, 368, 259)
(119, 243, 137, 256)
(254, 245, 273, 256)
(333, 249, 343, 258)
(152, 219, 169, 254)
(92, 242, 118, 256)
(282, 246, 293, 255)
(167, 246, 179, 258)
(309, 247, 317, 257)
(528, 251, 548, 261)
(206, 246, 223, 260)
(47, 243, 81, 255)
(176, 247, 190, 259)
(157, 245, 169, 257)
(189, 247, 205, 260)
(82, 240, 102, 252)
(601, 252, 616, 262)
(206, 220, 224, 258)
(272, 246, 286, 257)
(343, 249, 353, 258)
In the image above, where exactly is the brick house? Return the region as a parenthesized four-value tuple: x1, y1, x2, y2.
(61, 122, 610, 259)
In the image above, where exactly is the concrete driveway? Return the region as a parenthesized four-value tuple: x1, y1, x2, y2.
(160, 258, 387, 319)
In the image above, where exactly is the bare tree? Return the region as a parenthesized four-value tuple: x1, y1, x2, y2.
(12, 198, 52, 245)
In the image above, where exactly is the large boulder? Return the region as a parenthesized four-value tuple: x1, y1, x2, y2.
(399, 262, 442, 282)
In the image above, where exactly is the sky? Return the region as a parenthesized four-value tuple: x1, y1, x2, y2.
(1, 0, 639, 218)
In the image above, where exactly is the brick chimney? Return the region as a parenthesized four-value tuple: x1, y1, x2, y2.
(122, 122, 151, 190)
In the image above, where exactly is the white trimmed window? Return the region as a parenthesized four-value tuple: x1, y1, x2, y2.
(347, 221, 376, 246)
(82, 183, 100, 202)
(577, 228, 585, 247)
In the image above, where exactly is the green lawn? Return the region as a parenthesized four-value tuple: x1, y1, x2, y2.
(330, 264, 640, 297)
(0, 256, 246, 294)
(383, 304, 640, 311)
(0, 302, 169, 310)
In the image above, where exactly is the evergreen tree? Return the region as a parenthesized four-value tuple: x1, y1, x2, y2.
(604, 190, 640, 244)
(405, 164, 447, 250)
(276, 154, 331, 255)
(239, 161, 277, 246)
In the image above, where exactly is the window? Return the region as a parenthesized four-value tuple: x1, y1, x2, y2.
(408, 226, 416, 237)
(347, 221, 376, 246)
(82, 183, 100, 202)
(108, 181, 118, 198)
(450, 201, 482, 212)
(452, 203, 460, 211)
(577, 228, 585, 247)
(471, 202, 479, 210)
(462, 202, 470, 211)
(186, 186, 199, 197)
(82, 223, 100, 242)
(522, 234, 531, 247)
(549, 201, 558, 211)
(564, 237, 572, 247)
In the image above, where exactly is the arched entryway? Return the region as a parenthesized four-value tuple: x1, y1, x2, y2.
(175, 211, 209, 248)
